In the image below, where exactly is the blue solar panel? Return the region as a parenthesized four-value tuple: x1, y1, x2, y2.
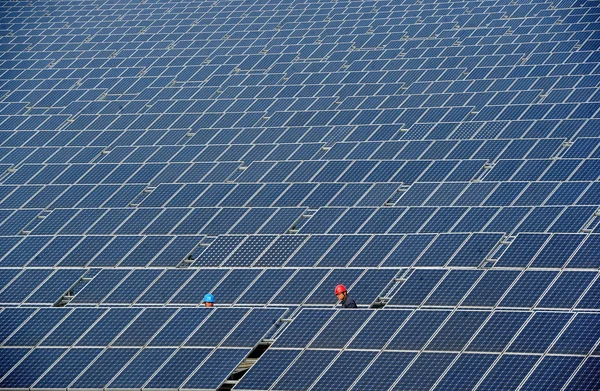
(435, 353, 498, 391)
(273, 349, 339, 391)
(1, 0, 599, 388)
(33, 348, 103, 389)
(235, 349, 301, 391)
(0, 348, 66, 389)
(108, 348, 175, 389)
(184, 348, 250, 389)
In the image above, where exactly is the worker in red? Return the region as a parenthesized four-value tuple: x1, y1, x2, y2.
(335, 284, 357, 308)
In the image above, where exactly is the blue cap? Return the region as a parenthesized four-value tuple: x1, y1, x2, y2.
(203, 293, 215, 303)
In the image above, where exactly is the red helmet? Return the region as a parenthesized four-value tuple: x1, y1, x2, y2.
(334, 284, 347, 295)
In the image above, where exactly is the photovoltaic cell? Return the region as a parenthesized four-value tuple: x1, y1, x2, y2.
(537, 271, 596, 309)
(576, 278, 600, 310)
(434, 353, 498, 391)
(521, 355, 583, 391)
(383, 235, 433, 267)
(476, 354, 539, 391)
(33, 348, 102, 389)
(137, 269, 195, 304)
(389, 269, 447, 306)
(495, 233, 549, 267)
(0, 269, 53, 304)
(41, 308, 106, 346)
(103, 269, 162, 304)
(387, 310, 450, 350)
(76, 308, 141, 346)
(532, 234, 585, 268)
(0, 348, 66, 389)
(185, 308, 249, 347)
(391, 352, 456, 391)
(351, 352, 416, 391)
(0, 348, 30, 380)
(499, 271, 558, 308)
(237, 269, 295, 305)
(112, 308, 176, 346)
(184, 348, 250, 389)
(467, 311, 531, 353)
(568, 235, 600, 268)
(144, 348, 212, 389)
(212, 269, 262, 304)
(508, 312, 572, 353)
(425, 270, 483, 307)
(348, 309, 409, 349)
(222, 308, 285, 347)
(253, 235, 307, 266)
(4, 308, 69, 347)
(317, 235, 370, 266)
(234, 349, 301, 391)
(426, 311, 489, 351)
(275, 305, 330, 343)
(0, 308, 36, 344)
(461, 270, 521, 308)
(108, 348, 175, 389)
(310, 310, 372, 349)
(415, 234, 468, 266)
(149, 308, 213, 347)
(272, 349, 338, 391)
(311, 350, 377, 391)
(551, 313, 600, 355)
(565, 357, 600, 391)
(1, 0, 599, 388)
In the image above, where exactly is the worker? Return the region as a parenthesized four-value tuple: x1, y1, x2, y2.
(335, 284, 357, 308)
(203, 293, 215, 307)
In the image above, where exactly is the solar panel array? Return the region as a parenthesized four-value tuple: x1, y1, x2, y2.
(0, 0, 599, 389)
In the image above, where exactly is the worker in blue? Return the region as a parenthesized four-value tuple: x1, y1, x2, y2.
(335, 284, 357, 308)
(203, 293, 215, 307)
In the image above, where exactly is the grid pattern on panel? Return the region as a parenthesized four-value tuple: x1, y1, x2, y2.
(0, 0, 599, 389)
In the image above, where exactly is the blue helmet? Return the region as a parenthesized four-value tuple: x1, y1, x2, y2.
(203, 293, 215, 303)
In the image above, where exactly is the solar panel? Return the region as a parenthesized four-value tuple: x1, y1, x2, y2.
(107, 348, 175, 389)
(1, 0, 599, 388)
(272, 349, 339, 391)
(235, 349, 301, 391)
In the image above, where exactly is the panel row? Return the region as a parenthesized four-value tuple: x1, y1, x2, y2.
(0, 307, 285, 348)
(194, 232, 600, 269)
(0, 306, 285, 390)
(0, 207, 305, 236)
(65, 267, 399, 307)
(0, 182, 398, 209)
(2, 231, 600, 269)
(0, 234, 204, 267)
(1, 307, 598, 390)
(0, 137, 572, 165)
(272, 308, 600, 353)
(294, 205, 597, 235)
(236, 307, 600, 390)
(0, 205, 596, 239)
(0, 159, 484, 186)
(240, 350, 597, 391)
(396, 180, 599, 207)
(3, 159, 599, 191)
(0, 129, 597, 158)
(3, 264, 598, 310)
(1, 180, 598, 213)
(389, 268, 600, 310)
(2, 91, 598, 125)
